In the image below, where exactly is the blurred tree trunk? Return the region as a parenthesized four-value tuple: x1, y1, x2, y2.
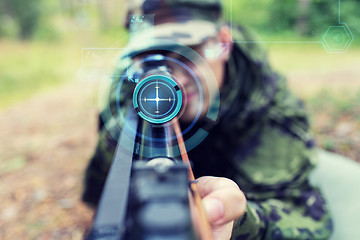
(296, 0, 311, 36)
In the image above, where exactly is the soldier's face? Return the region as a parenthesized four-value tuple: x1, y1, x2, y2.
(170, 27, 232, 122)
(133, 27, 232, 123)
(168, 46, 224, 122)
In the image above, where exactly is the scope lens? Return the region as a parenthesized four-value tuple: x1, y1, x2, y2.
(133, 75, 182, 124)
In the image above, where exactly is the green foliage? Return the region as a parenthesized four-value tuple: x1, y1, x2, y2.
(306, 0, 338, 36)
(5, 0, 44, 40)
(0, 41, 79, 109)
(223, 0, 360, 42)
(224, 0, 270, 31)
(0, 15, 19, 38)
(308, 89, 360, 121)
(267, 0, 298, 33)
(339, 1, 360, 44)
(32, 1, 63, 42)
(34, 23, 62, 42)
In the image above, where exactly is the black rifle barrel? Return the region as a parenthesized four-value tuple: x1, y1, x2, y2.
(87, 112, 197, 240)
(136, 120, 176, 161)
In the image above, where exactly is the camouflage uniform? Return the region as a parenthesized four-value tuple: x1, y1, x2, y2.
(83, 0, 333, 239)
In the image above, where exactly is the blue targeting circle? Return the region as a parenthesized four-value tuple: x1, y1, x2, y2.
(133, 75, 182, 124)
(139, 82, 175, 118)
(115, 55, 203, 142)
(121, 55, 204, 137)
(99, 40, 220, 154)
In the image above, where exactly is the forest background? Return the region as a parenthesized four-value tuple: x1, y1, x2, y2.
(0, 0, 359, 239)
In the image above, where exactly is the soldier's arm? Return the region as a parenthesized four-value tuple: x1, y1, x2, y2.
(231, 185, 332, 239)
(229, 123, 333, 240)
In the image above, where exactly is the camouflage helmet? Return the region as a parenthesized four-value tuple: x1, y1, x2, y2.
(124, 0, 223, 56)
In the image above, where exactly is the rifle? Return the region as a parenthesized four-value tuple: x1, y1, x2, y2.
(86, 55, 213, 240)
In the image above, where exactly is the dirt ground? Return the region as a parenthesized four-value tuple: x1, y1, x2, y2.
(286, 66, 360, 162)
(0, 81, 98, 239)
(0, 70, 359, 239)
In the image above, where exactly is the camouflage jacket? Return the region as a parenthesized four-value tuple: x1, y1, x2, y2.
(83, 26, 333, 240)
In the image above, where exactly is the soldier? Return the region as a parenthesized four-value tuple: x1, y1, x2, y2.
(83, 0, 333, 239)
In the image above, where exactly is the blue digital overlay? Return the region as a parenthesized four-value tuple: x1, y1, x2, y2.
(133, 75, 183, 124)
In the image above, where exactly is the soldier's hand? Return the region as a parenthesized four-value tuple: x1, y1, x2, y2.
(197, 176, 246, 240)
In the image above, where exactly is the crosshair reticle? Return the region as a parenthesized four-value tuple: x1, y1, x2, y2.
(133, 75, 182, 124)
